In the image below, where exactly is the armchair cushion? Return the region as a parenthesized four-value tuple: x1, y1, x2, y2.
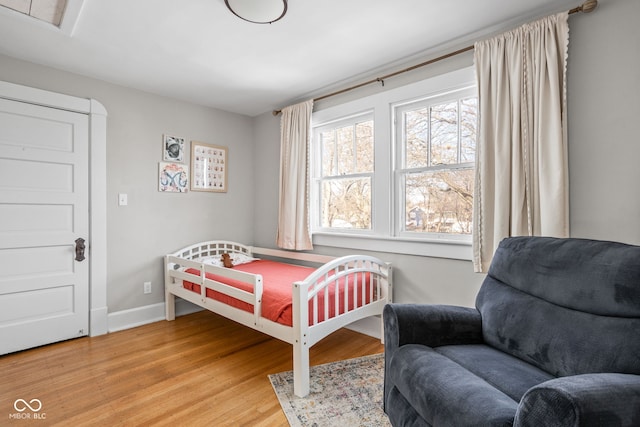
(434, 345, 553, 401)
(488, 237, 640, 317)
(388, 344, 517, 426)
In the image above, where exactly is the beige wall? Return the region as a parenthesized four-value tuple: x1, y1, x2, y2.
(566, 0, 640, 244)
(0, 0, 638, 317)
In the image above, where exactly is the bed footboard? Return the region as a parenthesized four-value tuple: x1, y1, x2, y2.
(291, 255, 392, 397)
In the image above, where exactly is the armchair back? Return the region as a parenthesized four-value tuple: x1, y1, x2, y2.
(476, 236, 640, 377)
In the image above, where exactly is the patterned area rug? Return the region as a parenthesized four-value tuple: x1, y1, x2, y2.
(269, 353, 391, 427)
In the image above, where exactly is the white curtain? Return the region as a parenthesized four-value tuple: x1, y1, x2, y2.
(473, 12, 570, 272)
(276, 99, 314, 250)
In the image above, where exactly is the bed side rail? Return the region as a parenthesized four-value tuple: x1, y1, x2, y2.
(165, 254, 264, 325)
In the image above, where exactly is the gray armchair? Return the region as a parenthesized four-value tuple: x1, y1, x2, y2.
(383, 236, 640, 426)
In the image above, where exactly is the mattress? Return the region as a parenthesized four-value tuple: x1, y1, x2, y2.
(183, 259, 373, 326)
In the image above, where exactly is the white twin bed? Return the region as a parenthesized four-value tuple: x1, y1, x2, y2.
(164, 240, 392, 397)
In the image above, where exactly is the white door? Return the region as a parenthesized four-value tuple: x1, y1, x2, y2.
(0, 97, 89, 355)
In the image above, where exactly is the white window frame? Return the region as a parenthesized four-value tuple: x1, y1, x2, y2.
(311, 67, 476, 260)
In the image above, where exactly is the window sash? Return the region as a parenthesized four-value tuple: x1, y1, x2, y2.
(396, 165, 475, 240)
(394, 87, 477, 241)
(316, 175, 373, 231)
(312, 112, 374, 232)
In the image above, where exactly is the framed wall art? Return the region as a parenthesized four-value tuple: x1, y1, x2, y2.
(159, 162, 189, 193)
(163, 134, 185, 163)
(190, 141, 227, 192)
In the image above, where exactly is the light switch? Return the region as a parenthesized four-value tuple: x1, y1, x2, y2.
(118, 193, 128, 206)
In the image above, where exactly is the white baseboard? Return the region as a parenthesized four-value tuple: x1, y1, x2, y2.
(346, 315, 382, 340)
(107, 299, 203, 333)
(90, 306, 109, 336)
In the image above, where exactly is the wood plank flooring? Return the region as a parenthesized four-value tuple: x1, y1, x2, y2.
(1, 310, 384, 426)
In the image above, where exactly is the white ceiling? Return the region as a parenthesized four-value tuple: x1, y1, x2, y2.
(0, 0, 581, 117)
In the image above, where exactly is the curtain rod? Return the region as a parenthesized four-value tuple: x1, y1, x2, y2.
(272, 0, 597, 116)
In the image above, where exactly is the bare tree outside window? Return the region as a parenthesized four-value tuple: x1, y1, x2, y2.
(401, 96, 477, 236)
(318, 118, 373, 230)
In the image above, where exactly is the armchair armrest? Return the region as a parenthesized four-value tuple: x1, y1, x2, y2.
(383, 303, 483, 352)
(382, 303, 483, 413)
(515, 373, 640, 427)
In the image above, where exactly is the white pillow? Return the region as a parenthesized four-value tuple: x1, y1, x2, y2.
(196, 253, 258, 267)
(229, 252, 259, 265)
(198, 256, 223, 267)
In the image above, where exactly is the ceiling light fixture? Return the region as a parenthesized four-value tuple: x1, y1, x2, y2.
(224, 0, 287, 24)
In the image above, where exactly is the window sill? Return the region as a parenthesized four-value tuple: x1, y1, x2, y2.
(312, 232, 472, 261)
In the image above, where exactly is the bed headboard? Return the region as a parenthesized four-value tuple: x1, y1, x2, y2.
(171, 241, 252, 261)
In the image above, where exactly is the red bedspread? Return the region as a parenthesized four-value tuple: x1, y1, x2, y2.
(183, 260, 373, 327)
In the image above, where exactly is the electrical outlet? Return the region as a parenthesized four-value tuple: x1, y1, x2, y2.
(144, 281, 152, 294)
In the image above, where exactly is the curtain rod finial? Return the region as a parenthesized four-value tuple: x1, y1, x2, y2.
(273, 110, 282, 116)
(582, 0, 597, 13)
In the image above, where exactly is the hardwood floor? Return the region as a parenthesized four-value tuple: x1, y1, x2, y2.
(2, 310, 384, 426)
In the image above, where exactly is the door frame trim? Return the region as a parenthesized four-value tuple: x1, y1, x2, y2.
(0, 80, 108, 336)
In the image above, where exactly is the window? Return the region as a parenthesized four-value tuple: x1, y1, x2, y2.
(396, 89, 477, 240)
(313, 113, 374, 230)
(311, 67, 477, 259)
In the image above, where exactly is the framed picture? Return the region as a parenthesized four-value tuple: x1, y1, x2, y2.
(163, 135, 185, 163)
(159, 162, 189, 193)
(190, 141, 227, 192)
